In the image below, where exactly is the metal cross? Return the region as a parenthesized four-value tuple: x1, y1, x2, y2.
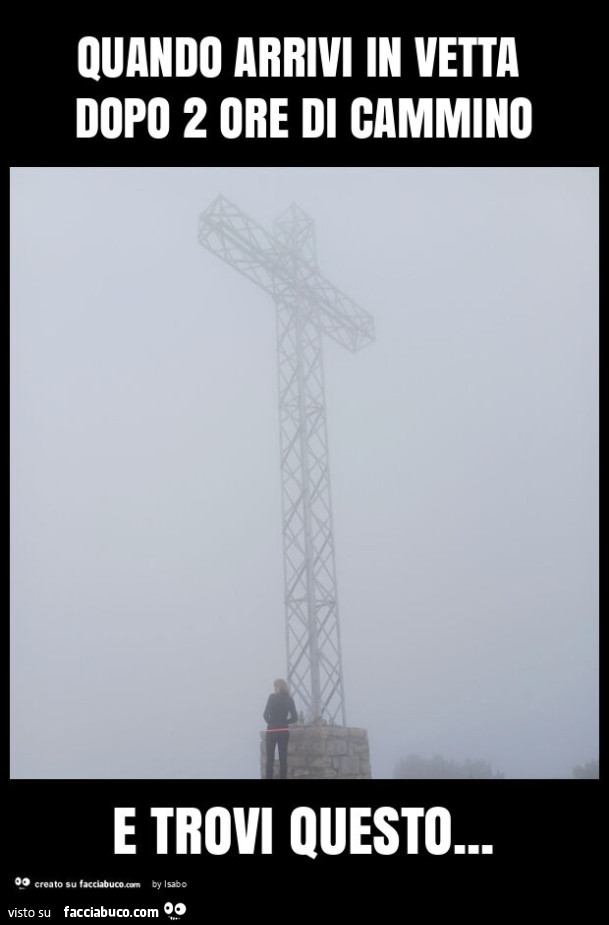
(199, 196, 375, 724)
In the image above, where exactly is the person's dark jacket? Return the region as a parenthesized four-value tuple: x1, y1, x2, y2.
(263, 691, 298, 730)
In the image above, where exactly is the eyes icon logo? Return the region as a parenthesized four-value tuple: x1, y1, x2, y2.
(15, 878, 31, 889)
(164, 903, 186, 920)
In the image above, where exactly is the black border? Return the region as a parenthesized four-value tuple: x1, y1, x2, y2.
(9, 14, 601, 906)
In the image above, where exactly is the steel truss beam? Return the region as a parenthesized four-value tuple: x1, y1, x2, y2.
(199, 196, 375, 724)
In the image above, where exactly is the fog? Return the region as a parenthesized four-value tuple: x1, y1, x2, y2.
(10, 167, 598, 779)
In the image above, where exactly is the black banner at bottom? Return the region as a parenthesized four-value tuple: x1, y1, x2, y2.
(7, 779, 600, 910)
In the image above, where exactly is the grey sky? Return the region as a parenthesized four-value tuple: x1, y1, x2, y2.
(10, 166, 598, 779)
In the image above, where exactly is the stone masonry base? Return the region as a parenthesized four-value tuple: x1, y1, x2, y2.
(260, 724, 372, 779)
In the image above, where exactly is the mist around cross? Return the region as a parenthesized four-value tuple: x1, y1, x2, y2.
(10, 167, 598, 779)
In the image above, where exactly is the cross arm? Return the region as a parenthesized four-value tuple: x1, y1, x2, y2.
(198, 195, 281, 297)
(198, 195, 375, 353)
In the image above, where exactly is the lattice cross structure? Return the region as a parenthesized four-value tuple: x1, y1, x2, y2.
(198, 196, 375, 724)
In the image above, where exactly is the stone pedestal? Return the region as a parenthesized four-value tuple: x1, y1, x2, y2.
(260, 724, 372, 779)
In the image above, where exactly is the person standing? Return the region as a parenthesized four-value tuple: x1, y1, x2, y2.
(263, 679, 298, 779)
